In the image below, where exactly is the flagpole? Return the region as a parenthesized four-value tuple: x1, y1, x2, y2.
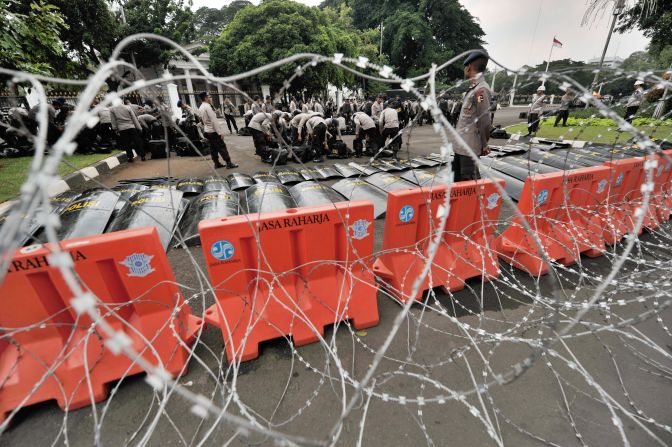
(541, 38, 555, 87)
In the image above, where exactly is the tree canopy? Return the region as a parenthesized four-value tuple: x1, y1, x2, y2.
(321, 0, 485, 79)
(0, 0, 67, 76)
(209, 0, 379, 96)
(617, 0, 672, 68)
(193, 1, 252, 43)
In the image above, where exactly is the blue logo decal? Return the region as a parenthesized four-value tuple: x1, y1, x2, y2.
(537, 189, 549, 206)
(657, 165, 664, 177)
(597, 179, 608, 194)
(211, 240, 235, 261)
(120, 253, 155, 277)
(486, 193, 500, 210)
(350, 219, 371, 240)
(399, 205, 414, 223)
(615, 172, 624, 186)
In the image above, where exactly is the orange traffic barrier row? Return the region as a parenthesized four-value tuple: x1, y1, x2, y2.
(373, 179, 504, 303)
(5, 151, 672, 424)
(198, 200, 379, 362)
(649, 149, 672, 223)
(495, 166, 611, 276)
(600, 157, 646, 244)
(0, 227, 201, 424)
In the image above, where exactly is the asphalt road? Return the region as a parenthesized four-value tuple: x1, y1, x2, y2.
(2, 106, 671, 446)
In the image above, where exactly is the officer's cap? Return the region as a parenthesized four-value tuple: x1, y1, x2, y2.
(463, 50, 489, 67)
(537, 85, 546, 92)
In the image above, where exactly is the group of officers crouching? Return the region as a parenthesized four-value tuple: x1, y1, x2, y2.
(220, 48, 495, 182)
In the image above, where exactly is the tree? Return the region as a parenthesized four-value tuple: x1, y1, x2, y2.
(621, 51, 656, 71)
(6, 0, 121, 77)
(321, 0, 485, 79)
(0, 0, 67, 76)
(210, 0, 376, 96)
(193, 1, 252, 43)
(122, 0, 196, 68)
(617, 0, 672, 64)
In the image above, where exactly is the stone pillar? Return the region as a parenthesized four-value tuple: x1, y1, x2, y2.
(184, 69, 197, 109)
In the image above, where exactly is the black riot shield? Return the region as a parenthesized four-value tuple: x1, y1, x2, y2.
(176, 178, 205, 195)
(226, 173, 256, 191)
(348, 162, 381, 176)
(202, 175, 232, 192)
(0, 204, 42, 247)
(315, 165, 344, 179)
(551, 149, 610, 166)
(289, 181, 347, 208)
(57, 189, 120, 241)
(374, 159, 408, 172)
(253, 171, 282, 184)
(499, 157, 560, 175)
(334, 163, 362, 178)
(364, 172, 416, 192)
(274, 166, 305, 185)
(523, 149, 589, 171)
(410, 157, 441, 168)
(244, 183, 298, 214)
(112, 183, 150, 200)
(176, 189, 240, 247)
(298, 166, 325, 181)
(480, 166, 525, 201)
(400, 169, 437, 186)
(479, 158, 535, 182)
(106, 188, 184, 251)
(49, 191, 81, 214)
(332, 178, 388, 219)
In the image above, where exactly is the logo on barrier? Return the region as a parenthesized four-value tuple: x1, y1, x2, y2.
(350, 219, 371, 240)
(615, 172, 624, 186)
(211, 240, 235, 260)
(19, 244, 42, 254)
(597, 179, 608, 194)
(666, 161, 672, 172)
(399, 205, 414, 223)
(120, 253, 155, 277)
(657, 165, 664, 177)
(537, 189, 549, 206)
(486, 193, 500, 210)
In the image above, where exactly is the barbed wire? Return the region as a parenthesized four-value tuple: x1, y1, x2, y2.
(0, 35, 671, 446)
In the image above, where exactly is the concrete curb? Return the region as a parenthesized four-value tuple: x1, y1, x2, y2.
(0, 150, 132, 214)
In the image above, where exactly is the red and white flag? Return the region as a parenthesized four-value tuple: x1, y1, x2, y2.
(552, 37, 563, 48)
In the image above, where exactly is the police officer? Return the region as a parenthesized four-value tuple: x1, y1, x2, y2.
(625, 80, 645, 123)
(526, 85, 546, 136)
(304, 114, 328, 162)
(248, 111, 274, 161)
(554, 88, 573, 127)
(379, 101, 401, 156)
(352, 111, 378, 157)
(453, 50, 493, 181)
(110, 99, 144, 162)
(198, 92, 238, 169)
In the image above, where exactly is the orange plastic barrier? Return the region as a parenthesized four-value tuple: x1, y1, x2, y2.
(0, 227, 201, 424)
(650, 149, 672, 222)
(372, 179, 504, 303)
(495, 166, 611, 276)
(198, 200, 379, 362)
(600, 157, 645, 244)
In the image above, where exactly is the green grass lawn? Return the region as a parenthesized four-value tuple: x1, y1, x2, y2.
(0, 151, 121, 203)
(507, 121, 672, 144)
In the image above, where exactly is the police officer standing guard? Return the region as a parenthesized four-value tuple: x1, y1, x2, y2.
(453, 50, 493, 181)
(624, 80, 645, 123)
(198, 92, 238, 169)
